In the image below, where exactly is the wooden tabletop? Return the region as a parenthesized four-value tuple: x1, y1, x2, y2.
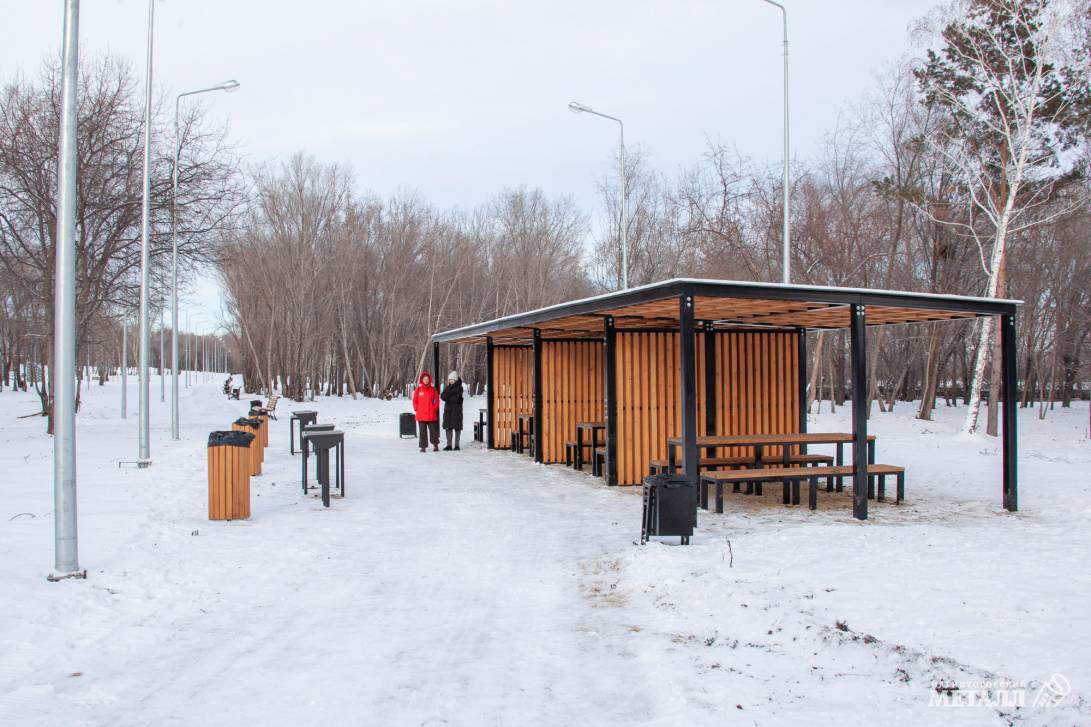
(666, 432, 876, 447)
(576, 421, 605, 429)
(518, 413, 533, 421)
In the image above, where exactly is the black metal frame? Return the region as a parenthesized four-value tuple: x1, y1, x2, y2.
(431, 279, 1017, 344)
(432, 279, 1021, 517)
(532, 328, 543, 463)
(797, 328, 808, 454)
(485, 336, 495, 449)
(604, 316, 618, 486)
(703, 321, 716, 457)
(679, 295, 699, 515)
(849, 304, 868, 520)
(1001, 313, 1018, 511)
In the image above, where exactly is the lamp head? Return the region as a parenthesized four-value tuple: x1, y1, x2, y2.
(568, 101, 592, 114)
(217, 80, 241, 93)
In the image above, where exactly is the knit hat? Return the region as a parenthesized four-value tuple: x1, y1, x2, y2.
(448, 371, 459, 382)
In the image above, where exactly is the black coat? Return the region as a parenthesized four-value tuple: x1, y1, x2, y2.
(440, 380, 464, 431)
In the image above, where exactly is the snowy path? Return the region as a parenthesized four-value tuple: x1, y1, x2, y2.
(2, 381, 1090, 725)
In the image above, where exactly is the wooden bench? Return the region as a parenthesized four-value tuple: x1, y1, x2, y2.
(648, 453, 834, 476)
(699, 464, 905, 513)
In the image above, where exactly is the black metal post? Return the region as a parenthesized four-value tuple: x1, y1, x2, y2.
(797, 328, 808, 454)
(849, 303, 868, 520)
(486, 336, 495, 449)
(532, 328, 543, 463)
(797, 328, 808, 433)
(703, 322, 716, 455)
(604, 316, 618, 486)
(680, 295, 699, 512)
(1001, 313, 1018, 511)
(432, 341, 440, 386)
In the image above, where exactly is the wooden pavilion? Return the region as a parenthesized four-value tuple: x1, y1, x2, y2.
(430, 279, 1019, 520)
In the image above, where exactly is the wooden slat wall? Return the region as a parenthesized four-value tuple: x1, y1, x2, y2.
(491, 346, 533, 449)
(713, 332, 799, 460)
(615, 333, 706, 486)
(540, 341, 604, 464)
(613, 331, 797, 485)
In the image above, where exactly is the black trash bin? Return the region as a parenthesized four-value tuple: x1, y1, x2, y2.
(399, 412, 416, 439)
(641, 474, 696, 545)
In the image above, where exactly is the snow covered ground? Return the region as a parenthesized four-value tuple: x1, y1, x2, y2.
(1, 376, 1089, 726)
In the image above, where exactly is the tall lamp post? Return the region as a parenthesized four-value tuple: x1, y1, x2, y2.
(568, 101, 628, 290)
(171, 80, 239, 440)
(137, 0, 155, 467)
(50, 0, 84, 580)
(760, 0, 791, 284)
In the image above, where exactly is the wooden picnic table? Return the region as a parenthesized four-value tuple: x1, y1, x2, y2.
(574, 421, 605, 471)
(665, 432, 876, 473)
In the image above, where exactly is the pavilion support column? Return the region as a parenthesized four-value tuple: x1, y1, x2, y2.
(486, 336, 495, 449)
(849, 303, 868, 521)
(1001, 313, 1018, 511)
(797, 328, 808, 453)
(532, 328, 543, 463)
(680, 295, 699, 514)
(604, 316, 618, 486)
(703, 322, 716, 456)
(432, 341, 440, 387)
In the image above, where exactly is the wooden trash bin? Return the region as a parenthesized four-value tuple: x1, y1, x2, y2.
(232, 417, 263, 475)
(248, 408, 269, 449)
(207, 430, 254, 521)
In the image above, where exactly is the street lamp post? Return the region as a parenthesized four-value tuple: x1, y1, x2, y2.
(50, 0, 83, 580)
(121, 321, 128, 418)
(171, 80, 239, 440)
(137, 0, 155, 467)
(760, 0, 791, 284)
(568, 101, 628, 290)
(159, 306, 165, 402)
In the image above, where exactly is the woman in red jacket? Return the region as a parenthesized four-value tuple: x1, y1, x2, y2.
(412, 372, 441, 452)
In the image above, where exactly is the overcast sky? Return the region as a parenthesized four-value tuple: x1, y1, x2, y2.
(4, 0, 941, 329)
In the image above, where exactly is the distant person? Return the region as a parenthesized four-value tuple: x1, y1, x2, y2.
(412, 372, 440, 452)
(440, 371, 464, 451)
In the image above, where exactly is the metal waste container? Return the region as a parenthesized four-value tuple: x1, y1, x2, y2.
(641, 474, 695, 545)
(207, 430, 253, 521)
(399, 412, 416, 438)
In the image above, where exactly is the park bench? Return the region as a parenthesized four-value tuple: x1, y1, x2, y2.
(251, 393, 280, 420)
(699, 463, 905, 513)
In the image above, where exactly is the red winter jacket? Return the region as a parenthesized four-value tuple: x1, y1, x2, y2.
(412, 373, 440, 422)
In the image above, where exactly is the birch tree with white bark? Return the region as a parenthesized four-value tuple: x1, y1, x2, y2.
(915, 0, 1090, 434)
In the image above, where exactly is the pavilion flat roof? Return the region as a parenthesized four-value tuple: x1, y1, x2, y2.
(432, 278, 1020, 345)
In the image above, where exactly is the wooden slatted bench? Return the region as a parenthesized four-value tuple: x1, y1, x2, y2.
(648, 453, 834, 476)
(699, 464, 905, 513)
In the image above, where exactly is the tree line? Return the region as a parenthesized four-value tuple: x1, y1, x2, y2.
(2, 0, 1089, 438)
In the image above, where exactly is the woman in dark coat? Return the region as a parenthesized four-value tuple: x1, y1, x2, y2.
(440, 371, 464, 451)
